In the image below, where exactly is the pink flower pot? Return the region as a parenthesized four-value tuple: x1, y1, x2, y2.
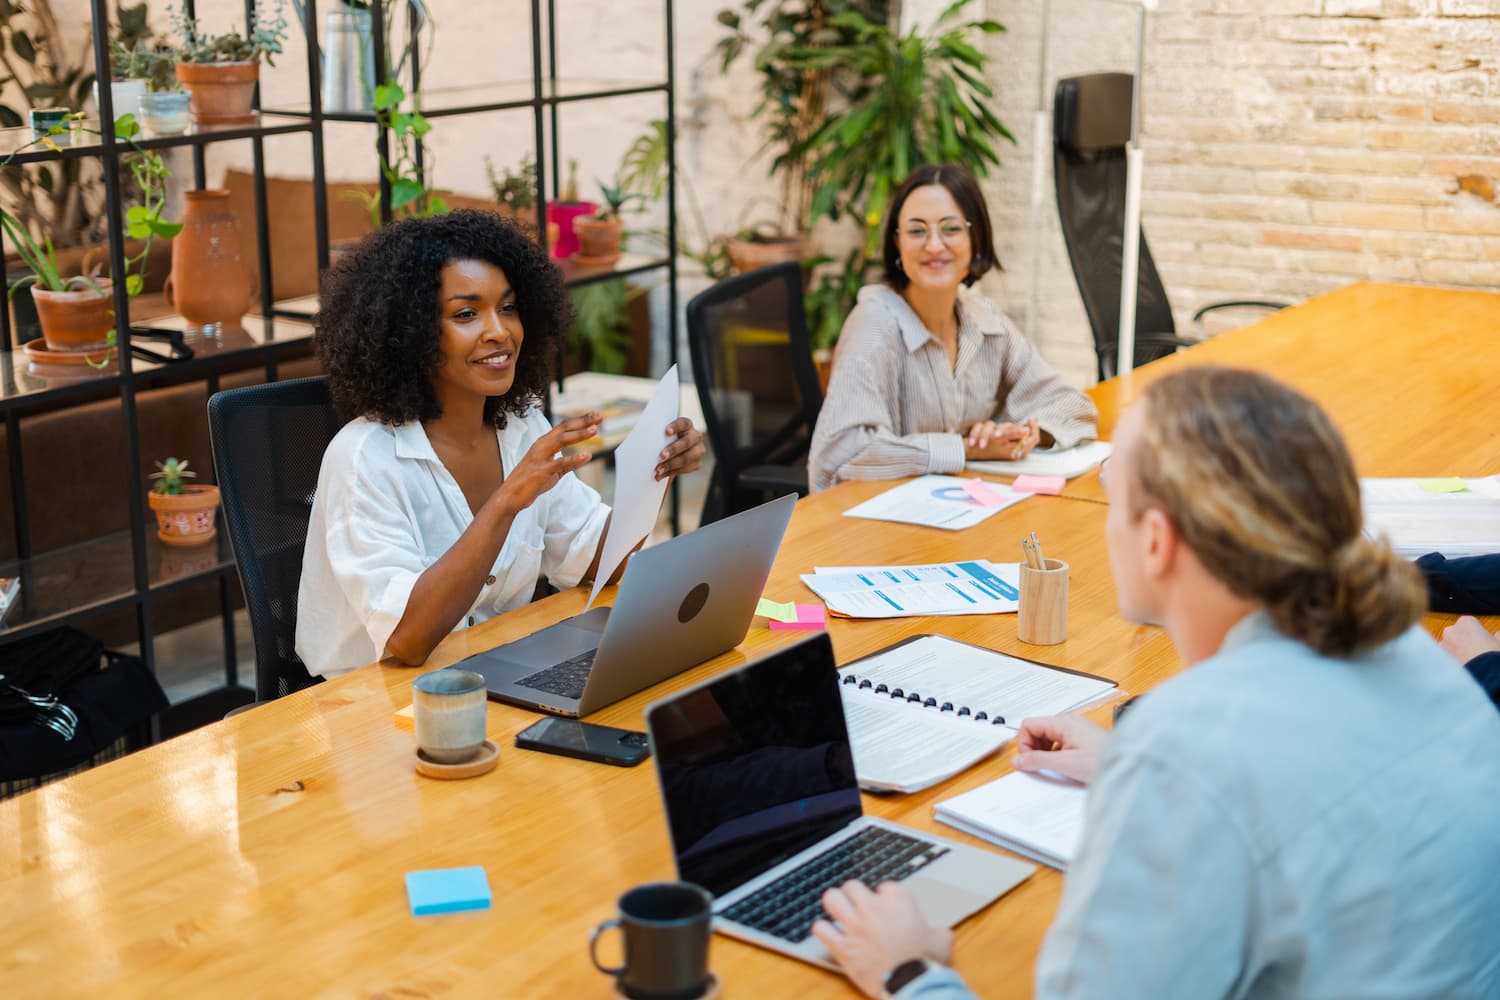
(545, 201, 597, 259)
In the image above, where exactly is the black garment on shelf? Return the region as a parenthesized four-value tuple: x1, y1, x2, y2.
(0, 627, 167, 782)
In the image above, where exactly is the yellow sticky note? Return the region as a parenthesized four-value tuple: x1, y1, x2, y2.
(1419, 478, 1469, 494)
(756, 598, 798, 623)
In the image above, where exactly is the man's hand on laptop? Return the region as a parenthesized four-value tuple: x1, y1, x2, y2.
(812, 881, 952, 998)
(1013, 714, 1107, 784)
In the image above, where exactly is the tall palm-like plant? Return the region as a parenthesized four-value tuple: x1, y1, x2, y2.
(790, 0, 1011, 246)
(786, 0, 1013, 348)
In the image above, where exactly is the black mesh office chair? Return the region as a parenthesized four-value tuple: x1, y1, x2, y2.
(686, 261, 823, 524)
(1054, 73, 1286, 380)
(208, 376, 344, 701)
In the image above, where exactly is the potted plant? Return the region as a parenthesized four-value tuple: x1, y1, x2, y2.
(168, 0, 289, 125)
(93, 3, 156, 121)
(545, 159, 596, 260)
(147, 457, 220, 546)
(3, 114, 180, 360)
(135, 46, 191, 135)
(484, 152, 558, 246)
(715, 0, 892, 272)
(573, 180, 643, 267)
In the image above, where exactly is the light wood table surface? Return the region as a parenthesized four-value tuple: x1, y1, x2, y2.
(4, 281, 1498, 999)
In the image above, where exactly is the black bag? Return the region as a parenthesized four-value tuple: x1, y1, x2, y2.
(0, 627, 168, 782)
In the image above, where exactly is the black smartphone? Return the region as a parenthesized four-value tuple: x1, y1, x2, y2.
(513, 717, 651, 767)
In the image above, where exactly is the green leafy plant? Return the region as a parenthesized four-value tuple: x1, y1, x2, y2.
(569, 279, 633, 375)
(3, 113, 178, 300)
(591, 180, 644, 222)
(716, 0, 890, 236)
(789, 1, 1012, 242)
(614, 119, 732, 281)
(110, 41, 179, 92)
(485, 152, 537, 214)
(360, 0, 444, 223)
(167, 0, 289, 65)
(149, 457, 197, 495)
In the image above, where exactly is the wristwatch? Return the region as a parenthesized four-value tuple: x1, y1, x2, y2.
(882, 958, 932, 998)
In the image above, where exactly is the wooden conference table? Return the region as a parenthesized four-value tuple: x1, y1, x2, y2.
(4, 282, 1499, 999)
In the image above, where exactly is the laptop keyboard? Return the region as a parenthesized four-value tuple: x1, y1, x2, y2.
(517, 649, 598, 700)
(721, 826, 949, 944)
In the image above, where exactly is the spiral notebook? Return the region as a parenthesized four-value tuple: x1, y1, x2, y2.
(838, 635, 1118, 793)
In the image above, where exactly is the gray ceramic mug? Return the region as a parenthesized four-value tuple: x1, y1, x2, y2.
(590, 881, 714, 1000)
(412, 668, 487, 764)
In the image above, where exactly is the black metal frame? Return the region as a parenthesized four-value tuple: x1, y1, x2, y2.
(0, 0, 679, 737)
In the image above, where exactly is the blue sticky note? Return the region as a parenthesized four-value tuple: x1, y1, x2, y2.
(405, 866, 492, 916)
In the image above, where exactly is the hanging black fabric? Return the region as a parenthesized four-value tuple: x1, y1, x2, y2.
(0, 627, 167, 782)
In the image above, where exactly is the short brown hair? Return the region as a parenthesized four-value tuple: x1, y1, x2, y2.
(1130, 366, 1424, 657)
(882, 164, 998, 290)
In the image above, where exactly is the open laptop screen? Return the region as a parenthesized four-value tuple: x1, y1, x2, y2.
(648, 634, 862, 898)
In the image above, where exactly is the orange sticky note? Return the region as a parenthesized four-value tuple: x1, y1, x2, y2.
(962, 478, 1012, 507)
(1012, 474, 1065, 496)
(769, 604, 827, 631)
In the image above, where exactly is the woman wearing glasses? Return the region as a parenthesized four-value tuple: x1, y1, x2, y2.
(809, 164, 1097, 492)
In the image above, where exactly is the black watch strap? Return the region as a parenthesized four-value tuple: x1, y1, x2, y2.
(883, 958, 931, 997)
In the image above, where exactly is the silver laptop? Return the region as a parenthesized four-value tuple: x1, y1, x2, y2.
(646, 633, 1035, 969)
(461, 493, 796, 718)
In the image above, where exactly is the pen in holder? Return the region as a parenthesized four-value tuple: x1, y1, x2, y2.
(1018, 558, 1069, 645)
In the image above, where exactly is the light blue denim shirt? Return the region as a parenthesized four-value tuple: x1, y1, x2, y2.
(898, 612, 1500, 999)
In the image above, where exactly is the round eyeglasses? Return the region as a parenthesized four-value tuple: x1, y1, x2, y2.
(898, 219, 972, 246)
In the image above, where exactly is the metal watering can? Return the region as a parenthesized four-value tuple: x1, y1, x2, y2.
(290, 0, 426, 113)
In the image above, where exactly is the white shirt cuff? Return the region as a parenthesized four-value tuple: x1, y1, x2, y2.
(926, 433, 968, 475)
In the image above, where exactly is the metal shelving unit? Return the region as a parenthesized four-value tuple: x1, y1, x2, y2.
(0, 0, 679, 741)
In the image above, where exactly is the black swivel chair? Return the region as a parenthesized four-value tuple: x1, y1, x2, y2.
(686, 261, 823, 524)
(1054, 73, 1287, 380)
(208, 376, 344, 701)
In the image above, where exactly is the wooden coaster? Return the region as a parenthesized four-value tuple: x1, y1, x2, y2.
(414, 739, 499, 780)
(611, 972, 720, 1000)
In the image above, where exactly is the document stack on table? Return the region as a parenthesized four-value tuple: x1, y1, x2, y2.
(966, 440, 1112, 480)
(1360, 475, 1500, 558)
(934, 772, 1089, 869)
(802, 561, 1022, 617)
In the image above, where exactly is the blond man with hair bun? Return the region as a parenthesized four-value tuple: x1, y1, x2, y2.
(814, 366, 1500, 1000)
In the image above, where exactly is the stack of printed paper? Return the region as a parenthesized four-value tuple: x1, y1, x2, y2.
(1361, 476, 1500, 558)
(801, 561, 1021, 618)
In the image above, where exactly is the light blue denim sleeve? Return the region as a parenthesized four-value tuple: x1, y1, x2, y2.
(899, 965, 979, 1000)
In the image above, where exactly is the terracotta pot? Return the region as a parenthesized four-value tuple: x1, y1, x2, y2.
(175, 61, 259, 125)
(31, 281, 115, 353)
(148, 484, 220, 546)
(727, 234, 809, 274)
(546, 200, 597, 258)
(165, 189, 251, 332)
(573, 217, 624, 266)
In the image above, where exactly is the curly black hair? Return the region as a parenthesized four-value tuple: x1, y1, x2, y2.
(315, 209, 573, 427)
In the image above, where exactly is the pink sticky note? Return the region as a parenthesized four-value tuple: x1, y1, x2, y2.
(1012, 474, 1065, 496)
(962, 478, 1011, 507)
(769, 604, 827, 631)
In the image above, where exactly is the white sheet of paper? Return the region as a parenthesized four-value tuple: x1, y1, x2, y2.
(842, 475, 1028, 530)
(966, 440, 1113, 480)
(586, 365, 679, 608)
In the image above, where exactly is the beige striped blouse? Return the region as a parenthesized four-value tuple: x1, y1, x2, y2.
(809, 284, 1098, 492)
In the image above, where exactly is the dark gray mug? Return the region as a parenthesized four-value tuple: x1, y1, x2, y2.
(589, 881, 714, 1000)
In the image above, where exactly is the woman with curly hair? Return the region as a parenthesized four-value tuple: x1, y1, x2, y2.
(296, 210, 704, 677)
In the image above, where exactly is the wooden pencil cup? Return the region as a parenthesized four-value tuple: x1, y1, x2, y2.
(1018, 558, 1069, 645)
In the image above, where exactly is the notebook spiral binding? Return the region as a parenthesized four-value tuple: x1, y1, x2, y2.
(840, 672, 1008, 726)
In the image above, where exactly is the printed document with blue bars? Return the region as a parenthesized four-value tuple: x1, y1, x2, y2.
(801, 561, 1021, 618)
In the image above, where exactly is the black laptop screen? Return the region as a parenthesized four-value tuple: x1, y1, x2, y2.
(648, 634, 863, 898)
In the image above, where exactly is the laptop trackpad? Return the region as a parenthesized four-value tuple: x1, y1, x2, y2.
(503, 607, 611, 664)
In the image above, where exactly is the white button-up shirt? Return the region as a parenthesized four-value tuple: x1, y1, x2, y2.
(296, 408, 610, 677)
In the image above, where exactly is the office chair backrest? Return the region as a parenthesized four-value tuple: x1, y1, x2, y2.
(685, 261, 823, 519)
(1053, 72, 1178, 379)
(208, 376, 343, 701)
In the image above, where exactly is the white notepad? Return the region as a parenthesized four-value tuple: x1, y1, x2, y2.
(966, 440, 1113, 481)
(934, 771, 1089, 870)
(839, 635, 1117, 793)
(1360, 476, 1500, 558)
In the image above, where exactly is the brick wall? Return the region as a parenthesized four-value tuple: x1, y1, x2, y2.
(975, 0, 1500, 386)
